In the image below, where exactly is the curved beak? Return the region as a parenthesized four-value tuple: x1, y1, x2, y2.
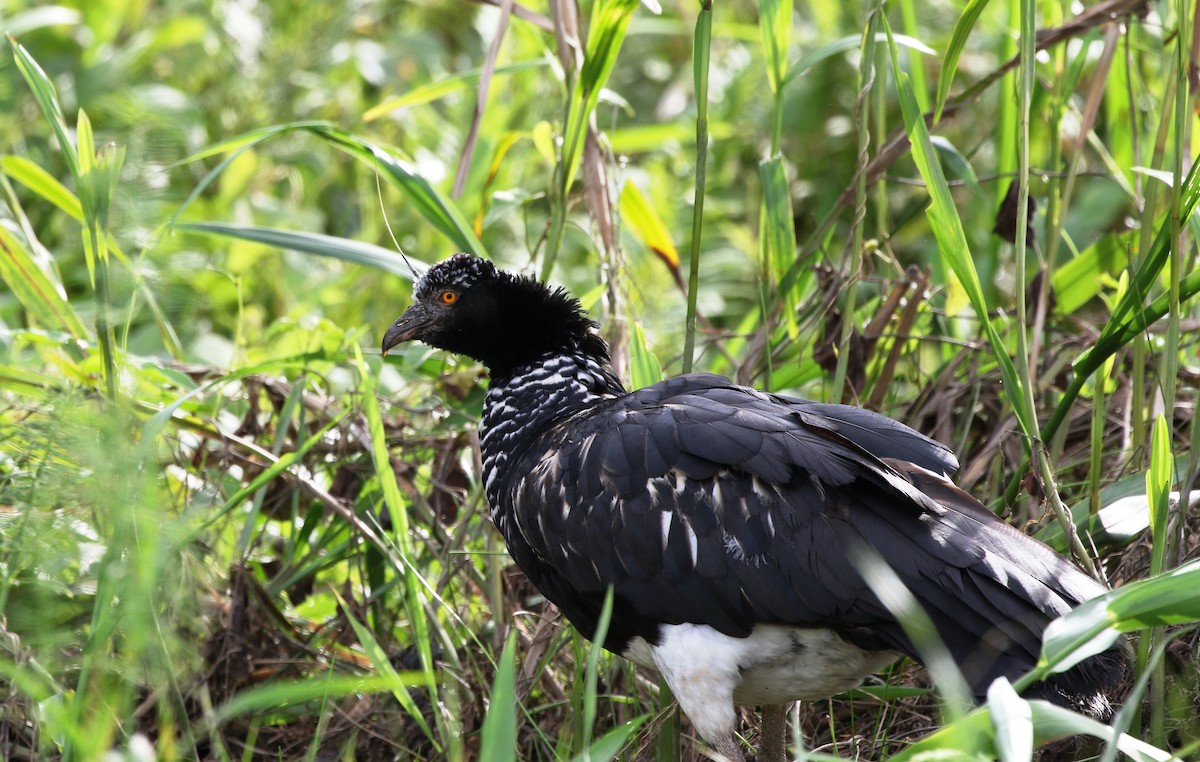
(381, 304, 430, 355)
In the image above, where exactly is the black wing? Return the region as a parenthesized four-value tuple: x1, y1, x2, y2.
(496, 373, 1114, 700)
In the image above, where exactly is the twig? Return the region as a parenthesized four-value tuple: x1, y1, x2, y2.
(453, 0, 514, 198)
(464, 0, 553, 32)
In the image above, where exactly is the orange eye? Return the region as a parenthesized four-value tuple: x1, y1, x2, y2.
(439, 290, 458, 305)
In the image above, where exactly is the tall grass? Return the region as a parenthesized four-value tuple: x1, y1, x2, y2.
(1, 0, 1198, 760)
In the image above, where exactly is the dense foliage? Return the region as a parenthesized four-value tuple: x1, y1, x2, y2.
(1, 0, 1198, 760)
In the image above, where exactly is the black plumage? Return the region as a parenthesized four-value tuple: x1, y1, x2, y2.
(382, 254, 1123, 761)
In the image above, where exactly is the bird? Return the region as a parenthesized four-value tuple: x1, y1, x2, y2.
(381, 253, 1124, 762)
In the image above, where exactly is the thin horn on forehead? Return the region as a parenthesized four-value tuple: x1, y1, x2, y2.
(413, 253, 498, 299)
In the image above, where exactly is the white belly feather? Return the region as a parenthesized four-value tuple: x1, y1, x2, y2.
(622, 623, 898, 743)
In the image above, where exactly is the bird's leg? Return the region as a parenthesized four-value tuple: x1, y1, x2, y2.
(758, 703, 790, 762)
(711, 734, 745, 762)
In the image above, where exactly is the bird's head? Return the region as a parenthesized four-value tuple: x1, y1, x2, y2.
(381, 253, 609, 376)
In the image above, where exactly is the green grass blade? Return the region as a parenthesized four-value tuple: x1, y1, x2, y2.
(580, 0, 642, 97)
(881, 15, 1034, 441)
(987, 679, 1033, 762)
(568, 717, 646, 762)
(358, 347, 441, 747)
(0, 224, 89, 339)
(213, 673, 407, 723)
(757, 0, 792, 95)
(1051, 233, 1130, 315)
(168, 121, 329, 226)
(682, 1, 712, 374)
(1106, 559, 1200, 628)
(628, 320, 663, 389)
(620, 179, 680, 270)
(314, 126, 487, 257)
(851, 543, 972, 720)
(174, 123, 485, 257)
(1147, 415, 1174, 578)
(216, 410, 348, 515)
(0, 155, 83, 221)
(1037, 560, 1200, 680)
(935, 0, 993, 124)
(760, 156, 798, 338)
(785, 33, 934, 86)
(7, 35, 79, 182)
(3, 6, 81, 37)
(337, 592, 439, 748)
(1142, 414, 1175, 745)
(1092, 160, 1200, 350)
(561, 0, 642, 192)
(581, 587, 616, 750)
(1033, 476, 1174, 556)
(172, 120, 330, 165)
(174, 221, 426, 280)
(479, 633, 518, 762)
(364, 59, 549, 121)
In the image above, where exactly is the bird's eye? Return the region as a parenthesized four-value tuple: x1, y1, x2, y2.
(439, 290, 459, 305)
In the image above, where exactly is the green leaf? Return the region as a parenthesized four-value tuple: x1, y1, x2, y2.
(0, 224, 89, 339)
(76, 109, 95, 176)
(1034, 479, 1176, 557)
(562, 0, 643, 190)
(930, 135, 983, 198)
(580, 0, 643, 104)
(1041, 561, 1200, 675)
(628, 320, 662, 396)
(1147, 415, 1173, 577)
(364, 59, 549, 121)
(620, 179, 679, 269)
(169, 122, 328, 227)
(785, 32, 935, 85)
(607, 120, 734, 154)
(889, 697, 1174, 762)
(213, 673, 412, 723)
(76, 110, 125, 279)
(1051, 234, 1130, 315)
(8, 35, 79, 182)
(175, 123, 485, 257)
(172, 121, 328, 166)
(851, 543, 972, 719)
(567, 718, 646, 762)
(757, 0, 792, 94)
(759, 156, 798, 338)
(1087, 162, 1200, 355)
(3, 6, 81, 37)
(581, 587, 616, 749)
(1106, 560, 1200, 627)
(935, 0, 993, 123)
(1039, 596, 1122, 676)
(479, 633, 518, 762)
(0, 155, 84, 221)
(988, 679, 1033, 762)
(174, 221, 426, 280)
(311, 126, 487, 257)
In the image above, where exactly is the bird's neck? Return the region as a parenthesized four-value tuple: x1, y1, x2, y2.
(479, 350, 624, 508)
